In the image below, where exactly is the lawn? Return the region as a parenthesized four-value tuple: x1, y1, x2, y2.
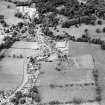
(0, 57, 24, 91)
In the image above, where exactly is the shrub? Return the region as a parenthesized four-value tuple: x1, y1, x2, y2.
(102, 27, 105, 33)
(15, 91, 23, 99)
(13, 54, 16, 58)
(20, 98, 26, 104)
(96, 28, 101, 33)
(15, 12, 23, 18)
(72, 98, 82, 104)
(7, 5, 10, 8)
(101, 42, 105, 50)
(97, 20, 102, 25)
(49, 100, 61, 105)
(19, 54, 23, 58)
(35, 95, 41, 103)
(55, 67, 61, 71)
(49, 84, 55, 88)
(96, 96, 101, 102)
(30, 86, 39, 94)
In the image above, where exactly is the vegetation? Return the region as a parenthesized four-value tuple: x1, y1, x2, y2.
(96, 28, 101, 33)
(10, 91, 24, 105)
(15, 12, 23, 18)
(49, 100, 61, 105)
(97, 20, 103, 25)
(29, 86, 41, 103)
(62, 16, 96, 28)
(102, 27, 105, 33)
(72, 98, 82, 104)
(101, 42, 105, 50)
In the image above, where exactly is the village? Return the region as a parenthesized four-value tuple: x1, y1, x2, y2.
(0, 0, 105, 105)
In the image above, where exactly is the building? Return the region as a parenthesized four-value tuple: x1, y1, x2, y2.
(55, 40, 69, 55)
(78, 0, 87, 4)
(16, 2, 39, 19)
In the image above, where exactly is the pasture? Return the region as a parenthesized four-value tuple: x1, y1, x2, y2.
(0, 1, 23, 25)
(36, 58, 96, 103)
(69, 41, 105, 105)
(4, 41, 43, 57)
(0, 57, 24, 91)
(50, 17, 105, 39)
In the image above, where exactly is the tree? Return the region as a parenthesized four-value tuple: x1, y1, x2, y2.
(15, 91, 23, 99)
(30, 86, 39, 94)
(34, 94, 41, 103)
(96, 28, 101, 33)
(102, 27, 105, 33)
(20, 98, 26, 104)
(72, 98, 82, 105)
(97, 20, 102, 25)
(101, 42, 105, 50)
(49, 100, 61, 105)
(18, 22, 24, 29)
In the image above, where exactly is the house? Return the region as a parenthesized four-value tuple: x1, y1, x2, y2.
(55, 40, 69, 54)
(16, 2, 39, 19)
(47, 53, 58, 62)
(78, 0, 87, 4)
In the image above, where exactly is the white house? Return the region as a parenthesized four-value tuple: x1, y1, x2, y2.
(16, 2, 39, 19)
(78, 0, 87, 4)
(55, 40, 69, 54)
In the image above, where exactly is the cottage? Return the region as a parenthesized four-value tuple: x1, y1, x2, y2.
(16, 2, 39, 19)
(55, 40, 69, 54)
(78, 0, 87, 4)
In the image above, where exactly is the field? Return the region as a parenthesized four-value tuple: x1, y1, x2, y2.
(0, 57, 24, 91)
(69, 41, 105, 105)
(0, 41, 42, 91)
(38, 86, 95, 103)
(0, 1, 23, 25)
(4, 41, 43, 57)
(36, 59, 96, 103)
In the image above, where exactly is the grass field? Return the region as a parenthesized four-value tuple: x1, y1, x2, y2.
(0, 1, 23, 25)
(36, 59, 96, 103)
(4, 41, 43, 57)
(69, 41, 105, 105)
(38, 85, 96, 103)
(0, 57, 24, 91)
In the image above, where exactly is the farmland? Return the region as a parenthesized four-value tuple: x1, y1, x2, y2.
(36, 55, 96, 103)
(69, 41, 105, 105)
(0, 1, 23, 25)
(4, 41, 43, 57)
(0, 41, 42, 92)
(0, 57, 24, 91)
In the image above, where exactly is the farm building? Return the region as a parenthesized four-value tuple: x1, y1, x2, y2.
(55, 40, 69, 54)
(16, 2, 39, 19)
(78, 0, 87, 4)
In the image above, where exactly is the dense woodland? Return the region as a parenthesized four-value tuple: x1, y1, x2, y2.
(32, 0, 105, 19)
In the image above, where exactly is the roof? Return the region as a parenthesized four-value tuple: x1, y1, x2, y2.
(16, 2, 31, 6)
(47, 53, 58, 61)
(55, 41, 67, 48)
